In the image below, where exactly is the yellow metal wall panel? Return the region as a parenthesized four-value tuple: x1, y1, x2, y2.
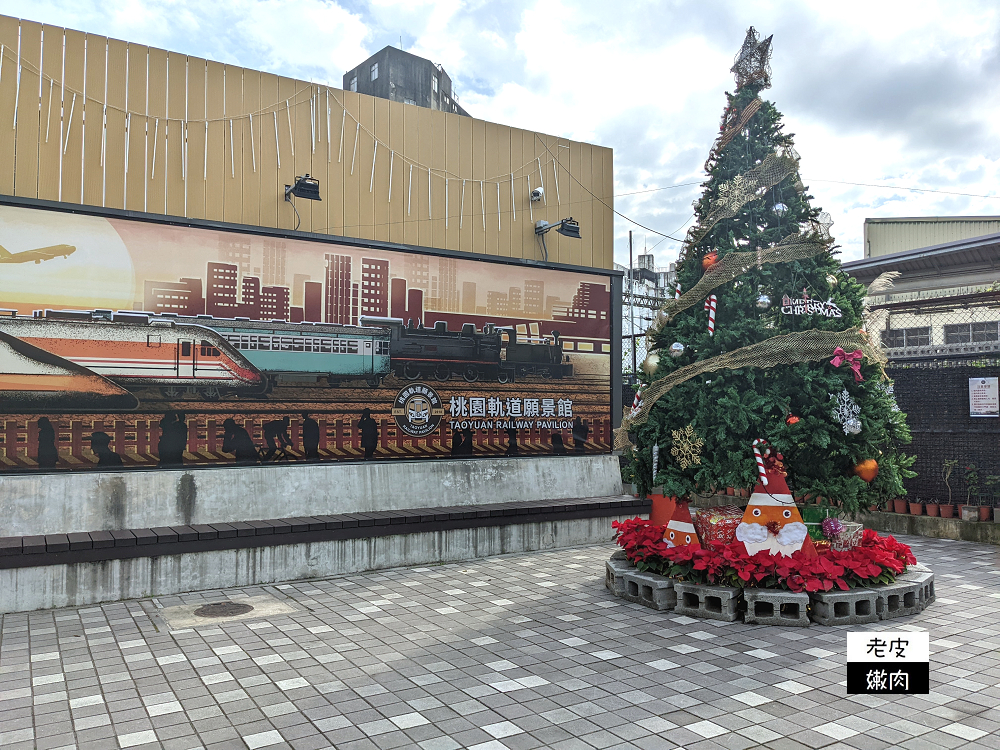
(0, 17, 21, 193)
(399, 101, 417, 247)
(356, 93, 375, 241)
(386, 99, 405, 244)
(222, 65, 243, 224)
(0, 14, 615, 270)
(256, 72, 278, 229)
(184, 58, 206, 219)
(81, 33, 106, 207)
(291, 85, 313, 233)
(340, 89, 361, 243)
(507, 126, 522, 259)
(145, 47, 168, 214)
(36, 25, 63, 202)
(372, 96, 390, 242)
(471, 118, 486, 256)
(274, 77, 296, 231)
(240, 69, 260, 228)
(203, 61, 225, 221)
(103, 39, 127, 209)
(442, 112, 460, 250)
(602, 146, 614, 269)
(165, 52, 187, 217)
(60, 29, 85, 205)
(124, 44, 148, 212)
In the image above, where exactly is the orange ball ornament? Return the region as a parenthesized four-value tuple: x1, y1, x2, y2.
(702, 252, 719, 271)
(854, 459, 879, 483)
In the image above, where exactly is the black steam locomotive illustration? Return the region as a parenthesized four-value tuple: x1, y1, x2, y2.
(361, 316, 573, 384)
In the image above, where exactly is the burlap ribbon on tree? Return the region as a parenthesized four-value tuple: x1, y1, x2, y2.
(613, 327, 886, 450)
(705, 98, 763, 171)
(686, 149, 799, 246)
(651, 235, 829, 330)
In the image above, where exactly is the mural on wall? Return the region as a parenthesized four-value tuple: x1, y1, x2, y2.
(0, 204, 613, 472)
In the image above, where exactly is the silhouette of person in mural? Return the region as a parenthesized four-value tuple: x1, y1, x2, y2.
(158, 411, 188, 467)
(301, 413, 320, 460)
(572, 417, 590, 453)
(461, 426, 475, 455)
(36, 417, 58, 469)
(551, 432, 567, 455)
(358, 409, 379, 460)
(262, 416, 293, 461)
(90, 432, 123, 467)
(222, 418, 259, 464)
(505, 426, 519, 456)
(450, 427, 465, 456)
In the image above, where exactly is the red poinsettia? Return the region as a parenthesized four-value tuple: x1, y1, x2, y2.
(612, 518, 916, 591)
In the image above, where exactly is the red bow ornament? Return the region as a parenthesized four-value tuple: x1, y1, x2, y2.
(830, 347, 864, 382)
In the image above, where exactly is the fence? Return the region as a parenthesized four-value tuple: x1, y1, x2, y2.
(871, 291, 1000, 505)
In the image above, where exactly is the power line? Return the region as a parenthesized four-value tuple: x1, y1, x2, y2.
(615, 181, 703, 197)
(803, 178, 996, 200)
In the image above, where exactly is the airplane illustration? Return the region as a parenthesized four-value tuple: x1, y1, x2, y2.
(0, 243, 76, 264)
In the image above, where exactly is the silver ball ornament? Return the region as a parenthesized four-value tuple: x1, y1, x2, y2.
(669, 342, 685, 358)
(773, 202, 788, 216)
(844, 417, 862, 435)
(641, 352, 660, 375)
(756, 294, 771, 310)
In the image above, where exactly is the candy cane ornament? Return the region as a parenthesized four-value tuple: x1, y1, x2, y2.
(752, 439, 768, 486)
(704, 294, 717, 336)
(629, 387, 644, 419)
(675, 281, 682, 300)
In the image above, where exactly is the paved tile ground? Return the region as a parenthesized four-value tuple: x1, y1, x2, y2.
(2, 534, 1000, 750)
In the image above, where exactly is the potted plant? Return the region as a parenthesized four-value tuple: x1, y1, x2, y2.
(941, 459, 958, 518)
(961, 464, 979, 522)
(925, 496, 940, 517)
(908, 497, 923, 515)
(892, 496, 907, 514)
(986, 476, 1000, 522)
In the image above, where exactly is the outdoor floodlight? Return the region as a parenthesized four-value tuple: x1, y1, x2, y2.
(284, 174, 321, 230)
(534, 217, 582, 262)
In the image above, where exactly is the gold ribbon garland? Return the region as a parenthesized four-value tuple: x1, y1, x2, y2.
(614, 327, 886, 450)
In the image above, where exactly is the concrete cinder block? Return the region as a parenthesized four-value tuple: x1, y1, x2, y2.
(898, 569, 935, 610)
(622, 570, 676, 611)
(876, 579, 921, 619)
(605, 559, 633, 597)
(673, 582, 742, 622)
(809, 588, 880, 626)
(743, 588, 810, 627)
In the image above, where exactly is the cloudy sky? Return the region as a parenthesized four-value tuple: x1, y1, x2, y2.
(5, 0, 999, 268)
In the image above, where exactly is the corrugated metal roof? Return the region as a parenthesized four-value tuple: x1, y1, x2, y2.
(864, 217, 1000, 258)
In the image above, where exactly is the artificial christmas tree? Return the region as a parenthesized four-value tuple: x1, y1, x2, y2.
(618, 27, 914, 515)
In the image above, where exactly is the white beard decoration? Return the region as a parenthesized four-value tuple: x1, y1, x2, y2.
(776, 521, 807, 547)
(735, 522, 769, 544)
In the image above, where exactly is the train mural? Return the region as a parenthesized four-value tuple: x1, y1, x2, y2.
(0, 202, 614, 473)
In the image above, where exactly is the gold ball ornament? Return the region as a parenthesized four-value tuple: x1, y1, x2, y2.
(641, 352, 660, 376)
(826, 274, 838, 287)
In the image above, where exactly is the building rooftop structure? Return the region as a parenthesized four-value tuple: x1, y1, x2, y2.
(864, 215, 1000, 258)
(344, 46, 470, 117)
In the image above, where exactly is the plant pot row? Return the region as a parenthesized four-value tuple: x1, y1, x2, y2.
(887, 498, 997, 521)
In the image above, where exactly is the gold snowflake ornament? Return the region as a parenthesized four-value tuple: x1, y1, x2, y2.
(670, 424, 704, 470)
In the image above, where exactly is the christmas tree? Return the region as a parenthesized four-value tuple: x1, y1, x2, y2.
(621, 28, 914, 512)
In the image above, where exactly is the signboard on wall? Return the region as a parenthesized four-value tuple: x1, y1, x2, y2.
(0, 204, 613, 473)
(969, 377, 999, 417)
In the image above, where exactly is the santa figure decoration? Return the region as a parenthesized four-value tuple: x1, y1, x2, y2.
(735, 443, 817, 558)
(664, 500, 701, 549)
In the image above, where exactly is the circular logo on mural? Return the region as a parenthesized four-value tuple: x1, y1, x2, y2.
(392, 383, 445, 437)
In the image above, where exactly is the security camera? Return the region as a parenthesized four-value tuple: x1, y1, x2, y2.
(530, 187, 544, 202)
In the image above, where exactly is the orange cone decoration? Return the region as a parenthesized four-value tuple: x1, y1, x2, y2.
(736, 446, 817, 558)
(664, 500, 701, 549)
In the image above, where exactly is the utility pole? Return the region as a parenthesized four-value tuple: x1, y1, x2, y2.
(629, 230, 636, 380)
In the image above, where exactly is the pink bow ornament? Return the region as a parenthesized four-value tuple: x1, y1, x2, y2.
(830, 347, 864, 382)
